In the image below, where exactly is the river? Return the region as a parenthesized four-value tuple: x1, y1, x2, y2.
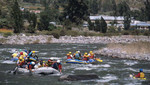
(0, 44, 150, 85)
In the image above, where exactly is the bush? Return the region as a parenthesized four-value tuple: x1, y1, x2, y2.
(48, 24, 56, 31)
(122, 31, 130, 35)
(51, 32, 60, 39)
(3, 32, 13, 37)
(28, 25, 35, 33)
(60, 29, 66, 36)
(143, 31, 150, 36)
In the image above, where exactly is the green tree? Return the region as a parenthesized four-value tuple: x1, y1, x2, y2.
(88, 18, 94, 31)
(63, 0, 89, 25)
(144, 0, 150, 21)
(38, 0, 57, 31)
(95, 19, 101, 32)
(90, 0, 98, 14)
(11, 0, 23, 33)
(101, 17, 107, 33)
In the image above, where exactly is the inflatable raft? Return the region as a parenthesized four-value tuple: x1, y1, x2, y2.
(65, 59, 96, 64)
(129, 74, 146, 80)
(16, 67, 60, 74)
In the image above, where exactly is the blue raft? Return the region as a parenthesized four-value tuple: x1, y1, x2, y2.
(66, 59, 96, 64)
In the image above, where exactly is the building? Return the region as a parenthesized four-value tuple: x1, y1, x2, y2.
(89, 15, 124, 24)
(89, 15, 150, 30)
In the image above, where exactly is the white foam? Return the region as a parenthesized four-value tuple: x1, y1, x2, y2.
(41, 57, 61, 60)
(124, 61, 138, 66)
(39, 52, 48, 55)
(75, 67, 93, 70)
(97, 74, 118, 83)
(1, 60, 16, 64)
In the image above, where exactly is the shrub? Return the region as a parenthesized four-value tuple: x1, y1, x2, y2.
(3, 32, 13, 37)
(60, 29, 66, 36)
(51, 32, 60, 39)
(122, 31, 130, 35)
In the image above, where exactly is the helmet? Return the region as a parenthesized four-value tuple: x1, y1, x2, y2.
(78, 51, 80, 53)
(32, 51, 35, 53)
(84, 52, 87, 55)
(19, 49, 22, 52)
(140, 69, 143, 72)
(31, 62, 35, 65)
(86, 55, 89, 57)
(67, 54, 70, 56)
(48, 59, 51, 62)
(20, 52, 23, 55)
(24, 50, 27, 53)
(69, 52, 72, 54)
(76, 51, 78, 53)
(57, 60, 60, 63)
(19, 57, 23, 60)
(90, 51, 93, 53)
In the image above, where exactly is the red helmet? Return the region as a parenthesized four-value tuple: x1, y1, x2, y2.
(48, 59, 51, 62)
(20, 52, 23, 55)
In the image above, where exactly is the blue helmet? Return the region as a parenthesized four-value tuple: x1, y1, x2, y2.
(24, 50, 27, 53)
(140, 69, 143, 72)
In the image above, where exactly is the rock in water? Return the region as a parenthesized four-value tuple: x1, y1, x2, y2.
(59, 74, 99, 81)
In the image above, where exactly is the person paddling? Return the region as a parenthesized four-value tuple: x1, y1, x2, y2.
(52, 60, 62, 73)
(134, 69, 145, 79)
(67, 52, 74, 59)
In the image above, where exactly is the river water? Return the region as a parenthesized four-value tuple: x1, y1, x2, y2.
(0, 44, 150, 85)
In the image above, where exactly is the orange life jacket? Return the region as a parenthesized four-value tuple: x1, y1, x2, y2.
(67, 54, 72, 59)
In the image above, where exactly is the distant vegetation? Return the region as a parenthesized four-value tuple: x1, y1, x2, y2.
(0, 0, 150, 37)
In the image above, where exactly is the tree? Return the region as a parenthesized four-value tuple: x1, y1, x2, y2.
(90, 0, 99, 14)
(144, 0, 150, 21)
(88, 18, 94, 31)
(95, 19, 101, 32)
(38, 0, 57, 31)
(101, 17, 107, 33)
(63, 0, 89, 25)
(11, 0, 23, 33)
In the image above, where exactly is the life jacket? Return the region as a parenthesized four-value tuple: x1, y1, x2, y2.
(52, 63, 62, 70)
(75, 53, 80, 59)
(12, 53, 18, 58)
(46, 61, 53, 67)
(140, 72, 145, 78)
(67, 54, 72, 59)
(83, 55, 89, 61)
(89, 53, 94, 59)
(28, 63, 34, 69)
(19, 61, 25, 68)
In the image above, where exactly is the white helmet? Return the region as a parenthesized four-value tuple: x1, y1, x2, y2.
(78, 51, 80, 53)
(57, 60, 60, 63)
(31, 62, 35, 65)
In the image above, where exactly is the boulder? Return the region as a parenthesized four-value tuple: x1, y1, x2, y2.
(59, 74, 99, 81)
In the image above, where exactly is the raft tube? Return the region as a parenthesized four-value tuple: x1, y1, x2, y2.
(17, 67, 60, 74)
(66, 59, 96, 64)
(11, 57, 18, 62)
(129, 74, 146, 80)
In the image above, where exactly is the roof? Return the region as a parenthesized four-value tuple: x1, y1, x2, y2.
(90, 15, 124, 21)
(131, 22, 150, 26)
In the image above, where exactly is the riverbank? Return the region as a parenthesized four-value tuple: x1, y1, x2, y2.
(1, 34, 150, 61)
(94, 42, 150, 61)
(0, 34, 150, 44)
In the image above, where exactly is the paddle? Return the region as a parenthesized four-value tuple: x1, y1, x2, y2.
(95, 58, 103, 62)
(13, 67, 18, 74)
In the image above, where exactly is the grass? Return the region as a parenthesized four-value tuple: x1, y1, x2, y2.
(107, 42, 150, 55)
(0, 28, 13, 33)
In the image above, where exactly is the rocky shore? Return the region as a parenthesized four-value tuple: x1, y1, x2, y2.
(0, 34, 150, 44)
(1, 34, 150, 61)
(94, 42, 150, 61)
(94, 48, 150, 61)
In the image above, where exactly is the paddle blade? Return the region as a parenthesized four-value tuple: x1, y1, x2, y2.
(96, 58, 103, 62)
